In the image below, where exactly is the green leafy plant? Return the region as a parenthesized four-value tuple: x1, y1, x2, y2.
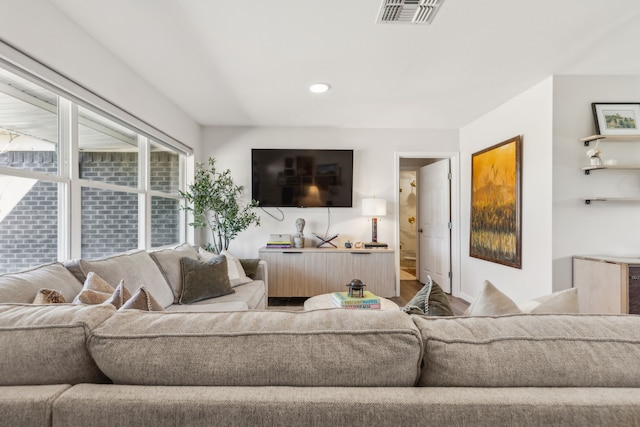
(179, 157, 260, 253)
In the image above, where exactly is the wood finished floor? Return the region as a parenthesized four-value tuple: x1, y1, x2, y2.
(268, 276, 469, 316)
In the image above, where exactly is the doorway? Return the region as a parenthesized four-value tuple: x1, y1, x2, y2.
(395, 152, 460, 297)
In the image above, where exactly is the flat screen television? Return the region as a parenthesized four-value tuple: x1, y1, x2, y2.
(252, 149, 354, 208)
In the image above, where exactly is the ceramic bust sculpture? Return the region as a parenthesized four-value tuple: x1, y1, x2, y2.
(294, 218, 306, 248)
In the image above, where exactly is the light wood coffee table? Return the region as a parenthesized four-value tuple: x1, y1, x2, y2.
(303, 293, 400, 311)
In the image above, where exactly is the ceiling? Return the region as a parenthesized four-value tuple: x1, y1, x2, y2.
(50, 0, 640, 130)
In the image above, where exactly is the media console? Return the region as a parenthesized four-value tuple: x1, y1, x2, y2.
(259, 247, 396, 298)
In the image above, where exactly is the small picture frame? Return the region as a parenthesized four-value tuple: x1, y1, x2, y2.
(591, 102, 640, 136)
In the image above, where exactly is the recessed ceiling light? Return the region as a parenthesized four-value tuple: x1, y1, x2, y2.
(309, 83, 331, 94)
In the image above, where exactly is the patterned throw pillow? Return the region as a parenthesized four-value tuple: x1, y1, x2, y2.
(403, 276, 454, 317)
(32, 288, 66, 304)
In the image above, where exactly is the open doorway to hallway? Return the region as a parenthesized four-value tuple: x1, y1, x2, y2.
(396, 152, 460, 298)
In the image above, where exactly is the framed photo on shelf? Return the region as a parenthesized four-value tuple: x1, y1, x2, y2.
(470, 135, 522, 269)
(591, 102, 640, 136)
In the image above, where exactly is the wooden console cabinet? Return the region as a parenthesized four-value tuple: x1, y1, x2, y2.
(573, 255, 640, 314)
(259, 247, 396, 298)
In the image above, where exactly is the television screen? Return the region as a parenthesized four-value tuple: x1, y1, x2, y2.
(252, 149, 354, 208)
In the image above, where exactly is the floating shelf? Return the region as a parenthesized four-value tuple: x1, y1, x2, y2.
(584, 197, 640, 205)
(582, 164, 640, 174)
(581, 135, 640, 146)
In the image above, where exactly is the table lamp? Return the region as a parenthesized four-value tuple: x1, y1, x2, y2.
(362, 198, 388, 248)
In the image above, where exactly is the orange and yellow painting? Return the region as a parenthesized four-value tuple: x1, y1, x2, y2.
(470, 136, 522, 269)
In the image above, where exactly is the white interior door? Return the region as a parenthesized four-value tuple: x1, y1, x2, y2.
(419, 159, 451, 292)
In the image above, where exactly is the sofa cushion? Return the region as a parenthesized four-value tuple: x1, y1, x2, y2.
(0, 303, 115, 385)
(179, 256, 234, 304)
(412, 314, 640, 387)
(0, 263, 82, 303)
(149, 243, 199, 303)
(64, 250, 174, 308)
(0, 385, 71, 427)
(88, 310, 423, 387)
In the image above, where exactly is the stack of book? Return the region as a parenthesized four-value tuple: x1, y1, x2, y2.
(331, 291, 381, 309)
(266, 240, 292, 249)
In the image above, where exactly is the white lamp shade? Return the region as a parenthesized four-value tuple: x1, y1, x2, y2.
(362, 198, 387, 216)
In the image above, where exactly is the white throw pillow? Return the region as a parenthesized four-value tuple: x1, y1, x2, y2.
(198, 248, 252, 287)
(465, 280, 579, 316)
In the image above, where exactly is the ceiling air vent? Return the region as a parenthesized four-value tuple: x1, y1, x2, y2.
(376, 0, 442, 25)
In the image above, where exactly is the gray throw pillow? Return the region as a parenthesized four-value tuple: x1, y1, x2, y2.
(403, 275, 454, 316)
(179, 256, 234, 304)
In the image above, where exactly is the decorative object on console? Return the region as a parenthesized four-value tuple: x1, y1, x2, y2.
(266, 233, 292, 249)
(470, 135, 522, 269)
(294, 218, 305, 248)
(591, 102, 640, 136)
(312, 232, 339, 248)
(179, 157, 260, 254)
(346, 278, 366, 297)
(362, 197, 388, 248)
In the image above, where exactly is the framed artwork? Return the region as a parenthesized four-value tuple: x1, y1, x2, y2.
(592, 103, 640, 136)
(470, 135, 522, 269)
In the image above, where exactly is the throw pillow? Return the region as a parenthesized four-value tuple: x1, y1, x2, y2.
(180, 255, 234, 304)
(463, 280, 522, 316)
(403, 275, 433, 315)
(518, 288, 579, 314)
(119, 286, 164, 311)
(32, 288, 66, 304)
(427, 281, 455, 316)
(103, 281, 132, 309)
(464, 280, 581, 316)
(403, 276, 455, 317)
(220, 250, 253, 287)
(73, 272, 116, 305)
(239, 258, 261, 279)
(199, 247, 252, 287)
(75, 289, 113, 305)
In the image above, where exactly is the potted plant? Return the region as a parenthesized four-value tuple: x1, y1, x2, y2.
(180, 157, 260, 253)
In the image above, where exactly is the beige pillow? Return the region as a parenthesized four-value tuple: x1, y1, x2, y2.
(464, 280, 521, 316)
(465, 280, 580, 316)
(119, 286, 164, 311)
(103, 281, 132, 309)
(518, 288, 579, 314)
(32, 288, 66, 304)
(199, 248, 252, 287)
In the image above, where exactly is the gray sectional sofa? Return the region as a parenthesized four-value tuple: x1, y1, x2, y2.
(0, 243, 267, 311)
(1, 303, 640, 426)
(2, 247, 640, 426)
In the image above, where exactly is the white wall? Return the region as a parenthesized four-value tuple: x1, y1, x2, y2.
(202, 126, 459, 259)
(552, 75, 640, 289)
(459, 77, 554, 303)
(0, 0, 201, 152)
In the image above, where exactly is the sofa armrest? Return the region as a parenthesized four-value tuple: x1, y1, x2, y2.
(254, 260, 268, 296)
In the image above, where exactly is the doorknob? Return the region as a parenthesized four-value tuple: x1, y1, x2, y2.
(418, 228, 423, 233)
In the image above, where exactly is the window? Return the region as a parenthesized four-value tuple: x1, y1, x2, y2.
(0, 61, 189, 274)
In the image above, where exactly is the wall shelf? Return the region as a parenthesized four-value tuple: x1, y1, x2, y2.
(582, 164, 640, 174)
(581, 135, 640, 146)
(584, 197, 640, 205)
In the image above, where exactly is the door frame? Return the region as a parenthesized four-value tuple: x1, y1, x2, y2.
(394, 152, 461, 297)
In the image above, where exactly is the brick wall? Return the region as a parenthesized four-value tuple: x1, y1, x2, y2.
(0, 151, 180, 274)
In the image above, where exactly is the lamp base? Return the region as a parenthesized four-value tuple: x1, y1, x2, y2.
(364, 242, 388, 249)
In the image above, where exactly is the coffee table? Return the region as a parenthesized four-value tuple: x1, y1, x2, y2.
(303, 293, 400, 311)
